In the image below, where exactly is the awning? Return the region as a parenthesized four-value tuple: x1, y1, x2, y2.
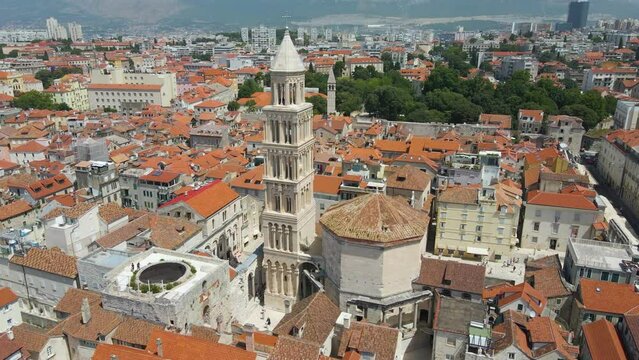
(466, 246, 489, 256)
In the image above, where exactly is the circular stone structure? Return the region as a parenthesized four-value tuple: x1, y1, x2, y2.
(138, 262, 187, 284)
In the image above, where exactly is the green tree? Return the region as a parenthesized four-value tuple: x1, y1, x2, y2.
(35, 67, 83, 89)
(13, 91, 66, 110)
(336, 91, 362, 115)
(560, 104, 600, 129)
(305, 71, 328, 94)
(237, 79, 263, 98)
(405, 108, 447, 123)
(307, 95, 327, 115)
(365, 86, 411, 121)
(423, 66, 462, 93)
(333, 61, 345, 77)
(245, 100, 257, 113)
(227, 101, 240, 111)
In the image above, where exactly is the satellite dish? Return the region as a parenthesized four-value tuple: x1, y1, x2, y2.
(529, 310, 537, 318)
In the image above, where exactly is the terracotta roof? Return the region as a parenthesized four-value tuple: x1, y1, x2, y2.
(93, 344, 161, 360)
(518, 109, 544, 122)
(10, 140, 47, 153)
(385, 165, 433, 192)
(145, 329, 256, 360)
(98, 202, 129, 223)
(58, 305, 123, 341)
(578, 278, 639, 315)
(526, 190, 597, 211)
(270, 336, 321, 360)
(22, 174, 73, 201)
(139, 170, 180, 183)
(0, 333, 27, 360)
(320, 194, 429, 245)
(95, 214, 201, 250)
(12, 323, 49, 353)
(43, 201, 97, 221)
(10, 247, 77, 278)
(0, 200, 33, 222)
(0, 287, 18, 307)
(313, 175, 342, 195)
(54, 288, 102, 315)
(337, 322, 399, 360)
(190, 325, 221, 343)
(582, 319, 627, 360)
(273, 291, 341, 345)
(160, 180, 239, 219)
(374, 139, 409, 153)
(415, 258, 485, 295)
(230, 165, 265, 191)
(525, 267, 571, 299)
(438, 186, 478, 205)
(112, 317, 163, 348)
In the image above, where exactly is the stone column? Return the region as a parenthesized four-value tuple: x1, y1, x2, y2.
(283, 267, 289, 296)
(266, 264, 273, 293)
(277, 263, 283, 295)
(292, 268, 299, 298)
(413, 302, 419, 328)
(282, 227, 288, 251)
(284, 82, 290, 105)
(288, 227, 294, 253)
(398, 307, 403, 329)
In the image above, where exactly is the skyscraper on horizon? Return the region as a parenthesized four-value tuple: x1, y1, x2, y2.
(567, 0, 590, 29)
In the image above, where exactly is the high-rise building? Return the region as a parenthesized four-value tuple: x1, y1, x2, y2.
(240, 27, 249, 43)
(325, 28, 333, 41)
(46, 17, 67, 40)
(262, 31, 318, 312)
(67, 22, 83, 42)
(250, 25, 276, 52)
(567, 0, 589, 29)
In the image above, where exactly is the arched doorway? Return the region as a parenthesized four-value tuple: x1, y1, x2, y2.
(298, 262, 321, 300)
(248, 273, 254, 300)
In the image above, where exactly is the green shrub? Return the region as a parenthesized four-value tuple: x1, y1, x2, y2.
(140, 284, 149, 293)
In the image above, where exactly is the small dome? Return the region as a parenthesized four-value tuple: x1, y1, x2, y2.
(271, 31, 305, 73)
(320, 193, 429, 245)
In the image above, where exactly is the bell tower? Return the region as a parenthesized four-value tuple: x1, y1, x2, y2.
(262, 31, 317, 311)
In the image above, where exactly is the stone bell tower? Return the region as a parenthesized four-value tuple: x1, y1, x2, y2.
(262, 31, 317, 311)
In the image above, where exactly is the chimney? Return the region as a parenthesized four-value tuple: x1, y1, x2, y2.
(156, 338, 163, 357)
(243, 323, 256, 353)
(6, 330, 14, 340)
(110, 355, 118, 360)
(343, 313, 352, 329)
(81, 298, 91, 324)
(284, 299, 292, 314)
(567, 331, 574, 344)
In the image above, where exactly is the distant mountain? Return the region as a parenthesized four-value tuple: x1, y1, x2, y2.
(1, 0, 638, 29)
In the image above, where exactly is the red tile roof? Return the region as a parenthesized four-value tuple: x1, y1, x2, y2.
(526, 190, 597, 211)
(579, 278, 639, 315)
(582, 319, 627, 360)
(160, 180, 239, 219)
(0, 287, 18, 307)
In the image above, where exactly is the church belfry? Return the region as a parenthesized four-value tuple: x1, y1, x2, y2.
(262, 31, 317, 311)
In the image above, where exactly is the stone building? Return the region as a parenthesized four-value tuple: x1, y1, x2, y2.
(320, 194, 431, 331)
(262, 31, 320, 312)
(100, 248, 236, 332)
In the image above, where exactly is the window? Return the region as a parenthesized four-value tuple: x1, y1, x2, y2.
(517, 304, 524, 311)
(534, 209, 541, 217)
(508, 353, 516, 359)
(320, 203, 325, 210)
(587, 269, 592, 278)
(570, 226, 579, 238)
(533, 222, 540, 231)
(497, 227, 504, 235)
(612, 273, 620, 283)
(46, 346, 53, 357)
(551, 223, 560, 234)
(440, 222, 446, 229)
(446, 337, 456, 346)
(460, 224, 466, 230)
(601, 272, 610, 281)
(476, 225, 482, 232)
(532, 237, 538, 243)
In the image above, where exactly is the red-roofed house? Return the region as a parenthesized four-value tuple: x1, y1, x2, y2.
(518, 109, 544, 133)
(159, 181, 243, 259)
(520, 190, 602, 253)
(0, 287, 21, 332)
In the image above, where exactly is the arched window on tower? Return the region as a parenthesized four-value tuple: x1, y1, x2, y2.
(286, 197, 292, 213)
(274, 195, 281, 212)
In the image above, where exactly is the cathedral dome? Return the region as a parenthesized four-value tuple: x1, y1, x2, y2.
(271, 31, 305, 73)
(320, 193, 429, 246)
